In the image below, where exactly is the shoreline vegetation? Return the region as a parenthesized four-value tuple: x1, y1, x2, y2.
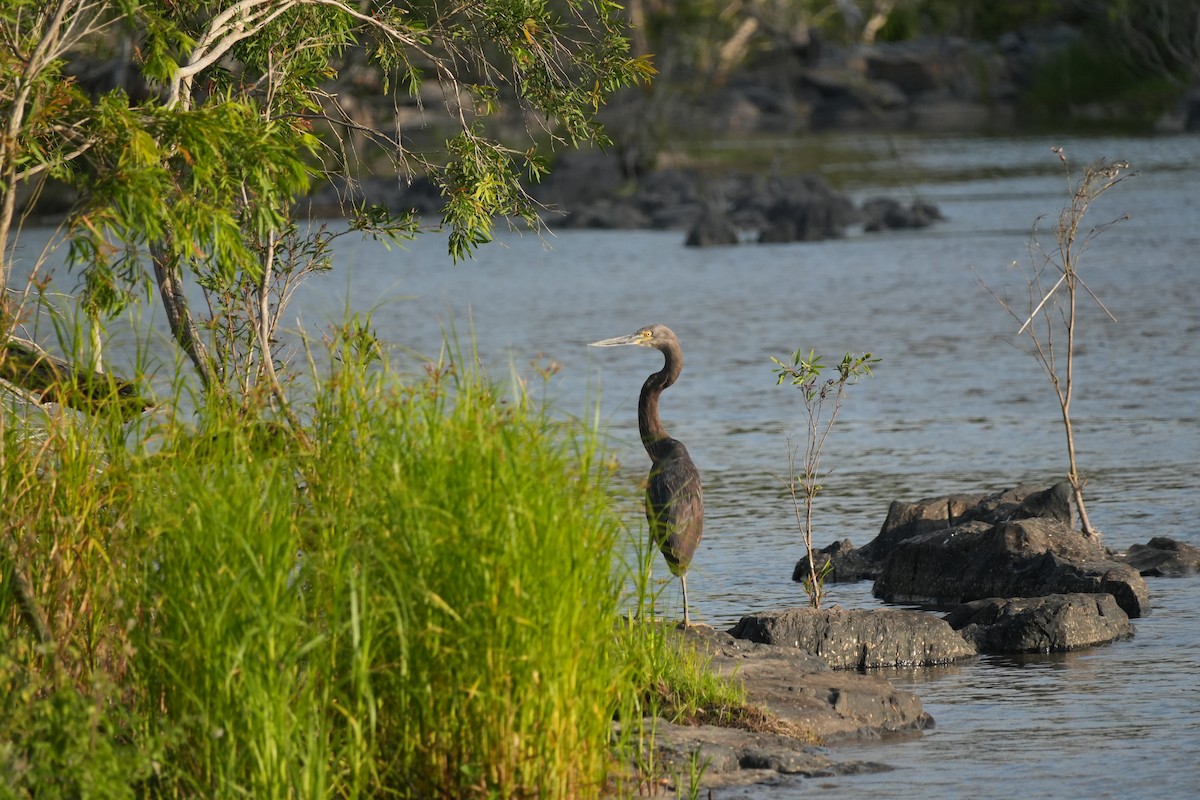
(2, 336, 801, 797)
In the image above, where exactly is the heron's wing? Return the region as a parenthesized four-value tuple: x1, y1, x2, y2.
(646, 441, 704, 575)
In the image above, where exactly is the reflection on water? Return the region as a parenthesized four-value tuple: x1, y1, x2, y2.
(10, 133, 1200, 797)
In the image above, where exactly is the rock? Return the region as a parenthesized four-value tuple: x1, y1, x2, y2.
(530, 150, 627, 209)
(792, 538, 878, 583)
(873, 516, 1150, 618)
(625, 624, 928, 788)
(1014, 481, 1076, 524)
(757, 195, 846, 243)
(708, 82, 809, 134)
(643, 717, 891, 789)
(860, 197, 944, 231)
(727, 607, 975, 669)
(684, 208, 740, 247)
(945, 593, 1133, 654)
(1116, 536, 1200, 577)
(777, 176, 857, 240)
(529, 154, 939, 241)
(863, 38, 975, 95)
(858, 482, 1077, 566)
(683, 625, 934, 742)
(559, 198, 651, 230)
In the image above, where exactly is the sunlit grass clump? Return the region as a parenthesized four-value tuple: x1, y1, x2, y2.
(0, 333, 778, 796)
(1, 346, 630, 797)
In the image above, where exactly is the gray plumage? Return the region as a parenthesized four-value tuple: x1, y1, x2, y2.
(590, 324, 704, 626)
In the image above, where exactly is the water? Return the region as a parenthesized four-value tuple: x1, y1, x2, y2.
(9, 133, 1200, 796)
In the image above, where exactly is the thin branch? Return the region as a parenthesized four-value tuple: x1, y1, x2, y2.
(1017, 271, 1067, 335)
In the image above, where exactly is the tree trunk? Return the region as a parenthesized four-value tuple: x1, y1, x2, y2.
(151, 242, 217, 390)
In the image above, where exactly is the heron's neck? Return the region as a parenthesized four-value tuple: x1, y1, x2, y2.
(638, 348, 681, 462)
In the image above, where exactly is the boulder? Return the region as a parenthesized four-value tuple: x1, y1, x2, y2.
(644, 718, 890, 788)
(728, 607, 975, 669)
(860, 197, 944, 231)
(945, 593, 1133, 654)
(530, 150, 627, 209)
(792, 538, 878, 583)
(1116, 536, 1200, 577)
(559, 198, 651, 230)
(683, 625, 934, 742)
(757, 192, 853, 243)
(684, 209, 740, 247)
(873, 516, 1150, 618)
(863, 39, 974, 95)
(856, 482, 1077, 566)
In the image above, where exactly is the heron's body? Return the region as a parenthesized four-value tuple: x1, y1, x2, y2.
(591, 324, 704, 626)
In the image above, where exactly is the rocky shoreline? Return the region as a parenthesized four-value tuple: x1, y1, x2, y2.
(638, 483, 1200, 791)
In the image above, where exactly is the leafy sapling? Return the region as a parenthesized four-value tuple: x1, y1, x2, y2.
(771, 350, 878, 609)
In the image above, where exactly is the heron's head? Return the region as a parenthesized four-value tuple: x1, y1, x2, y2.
(589, 324, 679, 351)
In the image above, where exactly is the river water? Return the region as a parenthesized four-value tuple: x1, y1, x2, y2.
(10, 133, 1200, 796)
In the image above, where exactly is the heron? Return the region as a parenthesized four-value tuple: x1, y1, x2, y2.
(590, 324, 704, 627)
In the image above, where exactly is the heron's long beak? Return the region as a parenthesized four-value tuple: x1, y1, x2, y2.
(589, 333, 641, 347)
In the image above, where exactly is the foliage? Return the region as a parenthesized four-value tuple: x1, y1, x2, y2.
(1, 0, 651, 407)
(981, 149, 1133, 539)
(772, 349, 878, 609)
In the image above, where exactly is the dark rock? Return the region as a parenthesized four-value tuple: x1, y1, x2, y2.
(530, 150, 626, 209)
(873, 517, 1150, 618)
(859, 482, 1076, 565)
(792, 539, 879, 583)
(864, 39, 966, 94)
(728, 607, 975, 669)
(707, 83, 809, 134)
(860, 197, 944, 231)
(527, 153, 935, 243)
(757, 196, 846, 243)
(945, 593, 1133, 654)
(1116, 536, 1200, 577)
(1014, 481, 1075, 524)
(559, 198, 651, 230)
(684, 209, 740, 247)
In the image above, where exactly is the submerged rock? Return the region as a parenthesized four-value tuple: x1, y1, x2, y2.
(728, 607, 975, 669)
(860, 197, 944, 231)
(945, 593, 1133, 654)
(1115, 536, 1200, 577)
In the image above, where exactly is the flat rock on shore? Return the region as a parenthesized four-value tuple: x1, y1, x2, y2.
(640, 624, 935, 788)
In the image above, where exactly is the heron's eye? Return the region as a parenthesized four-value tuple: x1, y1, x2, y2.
(641, 330, 652, 339)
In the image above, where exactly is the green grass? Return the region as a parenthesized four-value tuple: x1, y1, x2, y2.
(0, 328, 779, 798)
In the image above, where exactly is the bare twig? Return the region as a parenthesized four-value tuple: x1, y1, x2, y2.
(980, 149, 1136, 539)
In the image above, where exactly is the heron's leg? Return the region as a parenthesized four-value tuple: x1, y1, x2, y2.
(680, 573, 691, 627)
